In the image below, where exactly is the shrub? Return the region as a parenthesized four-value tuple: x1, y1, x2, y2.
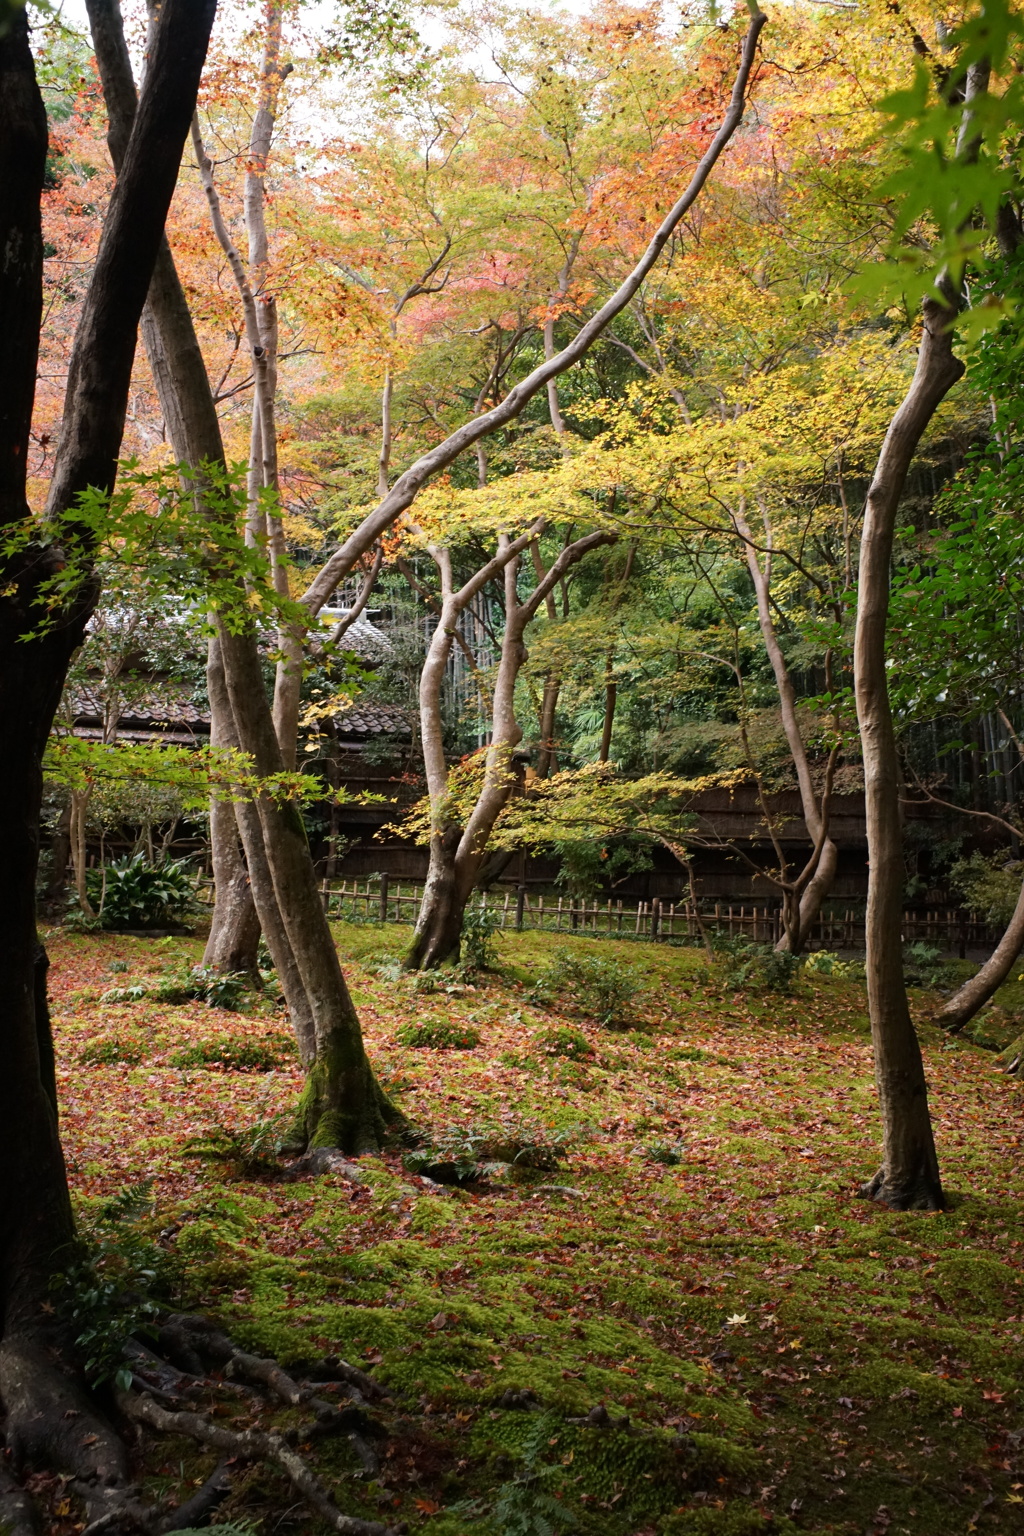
(154, 966, 251, 1010)
(102, 966, 253, 1011)
(169, 1034, 295, 1072)
(902, 941, 954, 988)
(950, 850, 1024, 925)
(460, 902, 500, 971)
(803, 950, 865, 980)
(537, 1025, 592, 1061)
(396, 1018, 481, 1049)
(83, 853, 197, 931)
(404, 1116, 574, 1184)
(534, 948, 639, 1027)
(50, 1181, 172, 1391)
(99, 982, 149, 1004)
(713, 936, 801, 994)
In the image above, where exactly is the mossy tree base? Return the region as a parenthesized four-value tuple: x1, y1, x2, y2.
(859, 1164, 946, 1211)
(996, 1030, 1024, 1076)
(290, 1052, 406, 1156)
(403, 890, 466, 972)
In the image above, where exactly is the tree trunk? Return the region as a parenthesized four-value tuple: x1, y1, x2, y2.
(202, 639, 263, 976)
(0, 0, 217, 1502)
(733, 502, 838, 954)
(86, 0, 262, 975)
(42, 800, 73, 912)
(408, 532, 613, 968)
(94, 0, 389, 1141)
(205, 634, 315, 1059)
(937, 877, 1024, 1033)
(405, 823, 463, 970)
(535, 674, 561, 777)
(217, 622, 400, 1150)
(854, 298, 964, 1210)
(599, 653, 616, 763)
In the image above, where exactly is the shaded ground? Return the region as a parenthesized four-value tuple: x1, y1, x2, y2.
(43, 921, 1024, 1535)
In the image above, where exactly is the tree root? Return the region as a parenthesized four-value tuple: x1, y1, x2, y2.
(859, 1167, 946, 1211)
(2, 1311, 397, 1535)
(0, 1332, 136, 1529)
(119, 1391, 396, 1536)
(154, 1458, 231, 1533)
(0, 1463, 40, 1536)
(995, 1031, 1024, 1076)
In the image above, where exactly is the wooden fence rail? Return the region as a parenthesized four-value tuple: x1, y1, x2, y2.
(195, 874, 1000, 953)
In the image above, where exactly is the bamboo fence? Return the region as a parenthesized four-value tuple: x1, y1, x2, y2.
(200, 875, 1004, 954)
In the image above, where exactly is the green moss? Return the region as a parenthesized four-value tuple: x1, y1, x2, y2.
(659, 1505, 799, 1535)
(53, 923, 1024, 1536)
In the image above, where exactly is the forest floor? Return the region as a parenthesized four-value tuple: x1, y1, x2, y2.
(44, 920, 1024, 1536)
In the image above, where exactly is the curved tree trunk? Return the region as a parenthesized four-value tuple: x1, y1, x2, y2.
(732, 502, 839, 954)
(854, 297, 964, 1211)
(408, 532, 614, 969)
(202, 638, 277, 982)
(218, 623, 401, 1150)
(937, 877, 1024, 1033)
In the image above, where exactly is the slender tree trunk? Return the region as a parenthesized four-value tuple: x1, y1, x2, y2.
(88, 0, 265, 973)
(599, 653, 616, 763)
(854, 298, 964, 1210)
(409, 533, 612, 968)
(0, 11, 81, 1413)
(97, 3, 388, 1143)
(69, 788, 95, 916)
(202, 641, 262, 976)
(205, 635, 316, 1056)
(938, 877, 1024, 1032)
(405, 824, 464, 971)
(536, 675, 561, 777)
(218, 622, 399, 1148)
(733, 501, 838, 953)
(43, 799, 73, 911)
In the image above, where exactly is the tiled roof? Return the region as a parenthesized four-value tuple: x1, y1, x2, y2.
(66, 680, 409, 743)
(66, 682, 209, 736)
(334, 702, 410, 741)
(318, 611, 392, 662)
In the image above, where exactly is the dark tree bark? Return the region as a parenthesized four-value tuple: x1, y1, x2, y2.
(854, 298, 964, 1211)
(86, 0, 262, 978)
(0, 0, 217, 1508)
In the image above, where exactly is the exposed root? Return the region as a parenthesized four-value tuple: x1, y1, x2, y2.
(0, 1462, 40, 1536)
(995, 1030, 1024, 1076)
(0, 1310, 397, 1534)
(120, 1391, 397, 1536)
(859, 1166, 946, 1211)
(0, 1335, 128, 1488)
(154, 1457, 231, 1533)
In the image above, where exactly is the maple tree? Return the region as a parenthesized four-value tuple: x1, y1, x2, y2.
(72, 0, 768, 1149)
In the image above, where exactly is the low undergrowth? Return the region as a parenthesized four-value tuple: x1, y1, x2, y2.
(44, 922, 1024, 1536)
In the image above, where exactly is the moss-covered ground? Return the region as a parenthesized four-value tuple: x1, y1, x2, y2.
(47, 922, 1024, 1536)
